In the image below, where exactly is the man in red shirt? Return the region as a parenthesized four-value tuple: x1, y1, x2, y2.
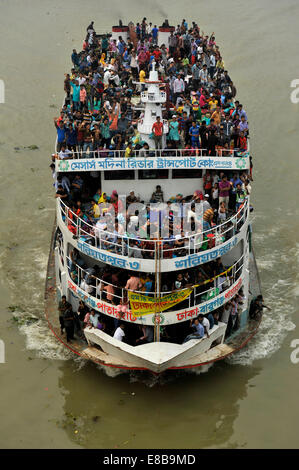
(153, 47, 161, 61)
(152, 116, 163, 150)
(237, 131, 247, 151)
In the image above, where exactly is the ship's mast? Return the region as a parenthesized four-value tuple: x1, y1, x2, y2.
(154, 237, 161, 342)
(137, 60, 168, 148)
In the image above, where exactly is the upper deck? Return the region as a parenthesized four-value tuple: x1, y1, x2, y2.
(57, 195, 249, 272)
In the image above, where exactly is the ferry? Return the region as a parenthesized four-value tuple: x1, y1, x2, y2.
(45, 20, 263, 374)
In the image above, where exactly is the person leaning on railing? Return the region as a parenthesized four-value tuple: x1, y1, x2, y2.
(182, 317, 204, 343)
(218, 174, 230, 210)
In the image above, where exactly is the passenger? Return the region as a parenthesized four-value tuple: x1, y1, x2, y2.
(152, 116, 164, 150)
(58, 295, 71, 336)
(249, 295, 271, 320)
(207, 311, 219, 329)
(198, 314, 210, 338)
(58, 144, 73, 160)
(113, 323, 126, 342)
(55, 184, 68, 200)
(88, 309, 100, 328)
(235, 183, 246, 212)
(151, 185, 164, 203)
(202, 193, 212, 213)
(125, 274, 142, 291)
(183, 318, 204, 343)
(96, 315, 107, 331)
(220, 301, 232, 325)
(136, 325, 154, 344)
(62, 304, 75, 343)
(77, 300, 88, 334)
(218, 174, 231, 210)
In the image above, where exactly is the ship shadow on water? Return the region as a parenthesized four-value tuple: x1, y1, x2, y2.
(55, 359, 262, 448)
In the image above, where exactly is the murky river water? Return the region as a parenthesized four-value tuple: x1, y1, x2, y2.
(0, 0, 299, 449)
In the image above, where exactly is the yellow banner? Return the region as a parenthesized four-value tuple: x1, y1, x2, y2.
(128, 265, 235, 317)
(129, 289, 193, 317)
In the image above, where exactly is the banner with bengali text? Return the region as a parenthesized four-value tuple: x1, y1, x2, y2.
(129, 289, 193, 317)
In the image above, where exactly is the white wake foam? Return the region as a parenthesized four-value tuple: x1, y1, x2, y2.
(19, 321, 72, 361)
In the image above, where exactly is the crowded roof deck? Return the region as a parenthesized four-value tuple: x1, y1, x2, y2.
(53, 19, 250, 167)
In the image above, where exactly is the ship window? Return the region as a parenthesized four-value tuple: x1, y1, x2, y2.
(138, 170, 168, 179)
(172, 169, 202, 179)
(104, 170, 135, 180)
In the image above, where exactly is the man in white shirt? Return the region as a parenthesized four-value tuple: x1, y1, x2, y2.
(95, 219, 107, 241)
(172, 75, 185, 105)
(59, 145, 73, 160)
(197, 45, 203, 57)
(221, 301, 232, 324)
(202, 194, 211, 213)
(110, 71, 120, 86)
(103, 69, 112, 85)
(209, 53, 216, 78)
(199, 314, 210, 337)
(80, 279, 94, 294)
(113, 324, 125, 342)
(199, 65, 208, 86)
(55, 175, 70, 193)
(89, 310, 99, 327)
(146, 22, 152, 37)
(77, 73, 86, 86)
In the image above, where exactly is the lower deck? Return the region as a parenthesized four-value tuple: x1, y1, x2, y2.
(44, 220, 262, 373)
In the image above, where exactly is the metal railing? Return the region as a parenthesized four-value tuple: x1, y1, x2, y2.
(55, 147, 250, 160)
(66, 252, 245, 310)
(59, 197, 249, 259)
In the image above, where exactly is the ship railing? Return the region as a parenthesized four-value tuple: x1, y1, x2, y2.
(55, 148, 250, 160)
(66, 252, 245, 310)
(59, 198, 249, 260)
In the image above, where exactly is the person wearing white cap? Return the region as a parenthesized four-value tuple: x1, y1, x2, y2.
(126, 190, 138, 204)
(103, 68, 112, 85)
(202, 194, 211, 213)
(168, 115, 180, 148)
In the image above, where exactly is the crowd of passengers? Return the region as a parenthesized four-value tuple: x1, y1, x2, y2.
(68, 245, 242, 308)
(58, 286, 246, 345)
(55, 19, 253, 345)
(53, 18, 250, 157)
(52, 168, 251, 257)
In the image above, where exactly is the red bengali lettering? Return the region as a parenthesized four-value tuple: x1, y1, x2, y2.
(177, 312, 187, 321)
(225, 278, 242, 299)
(68, 280, 77, 293)
(129, 313, 137, 322)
